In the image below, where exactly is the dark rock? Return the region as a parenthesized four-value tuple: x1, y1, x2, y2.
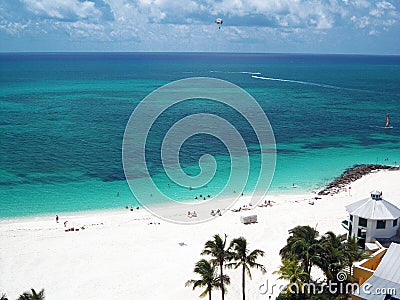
(318, 164, 399, 196)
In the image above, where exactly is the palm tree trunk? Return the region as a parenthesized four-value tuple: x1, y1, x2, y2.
(208, 284, 212, 300)
(220, 261, 225, 300)
(306, 259, 311, 282)
(242, 265, 246, 300)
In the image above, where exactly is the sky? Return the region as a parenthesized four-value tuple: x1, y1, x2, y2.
(0, 0, 399, 54)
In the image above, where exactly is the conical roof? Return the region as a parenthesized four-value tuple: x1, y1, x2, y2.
(345, 191, 400, 220)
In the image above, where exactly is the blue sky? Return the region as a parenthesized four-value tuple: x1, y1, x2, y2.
(0, 0, 399, 54)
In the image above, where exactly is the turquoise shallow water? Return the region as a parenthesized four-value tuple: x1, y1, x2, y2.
(1, 53, 399, 218)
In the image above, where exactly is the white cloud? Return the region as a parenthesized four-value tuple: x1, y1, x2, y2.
(377, 1, 395, 10)
(0, 20, 30, 35)
(351, 15, 370, 28)
(5, 0, 399, 36)
(0, 0, 399, 52)
(369, 28, 379, 35)
(215, 0, 339, 27)
(62, 21, 106, 38)
(349, 0, 399, 33)
(370, 0, 395, 17)
(345, 0, 371, 9)
(22, 0, 102, 21)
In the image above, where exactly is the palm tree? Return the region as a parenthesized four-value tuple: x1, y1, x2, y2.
(343, 236, 368, 268)
(316, 232, 368, 284)
(274, 260, 310, 294)
(227, 237, 266, 300)
(17, 289, 45, 300)
(201, 234, 231, 300)
(316, 231, 346, 282)
(279, 226, 321, 280)
(185, 259, 229, 299)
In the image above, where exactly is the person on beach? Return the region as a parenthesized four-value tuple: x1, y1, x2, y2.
(55, 215, 59, 223)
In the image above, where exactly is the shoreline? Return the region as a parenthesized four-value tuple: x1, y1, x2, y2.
(1, 169, 400, 299)
(1, 163, 396, 225)
(0, 191, 316, 227)
(0, 183, 318, 223)
(1, 162, 395, 221)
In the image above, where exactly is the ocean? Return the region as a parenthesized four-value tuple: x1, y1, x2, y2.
(1, 53, 399, 218)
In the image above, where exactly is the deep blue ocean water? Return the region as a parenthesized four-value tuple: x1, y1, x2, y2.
(1, 53, 399, 218)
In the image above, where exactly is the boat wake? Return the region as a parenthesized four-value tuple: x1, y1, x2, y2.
(210, 71, 261, 75)
(239, 71, 262, 75)
(369, 125, 394, 129)
(251, 75, 373, 93)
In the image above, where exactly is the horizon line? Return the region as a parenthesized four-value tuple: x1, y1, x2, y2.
(0, 51, 399, 57)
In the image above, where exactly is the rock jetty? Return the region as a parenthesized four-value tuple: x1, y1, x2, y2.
(318, 164, 399, 195)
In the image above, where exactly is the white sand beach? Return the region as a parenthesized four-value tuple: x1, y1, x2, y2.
(1, 169, 400, 299)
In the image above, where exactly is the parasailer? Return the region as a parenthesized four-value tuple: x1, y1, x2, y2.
(215, 18, 223, 29)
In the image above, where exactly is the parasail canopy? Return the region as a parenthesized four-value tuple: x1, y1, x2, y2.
(215, 18, 223, 29)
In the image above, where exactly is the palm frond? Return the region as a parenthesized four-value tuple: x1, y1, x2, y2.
(17, 289, 45, 300)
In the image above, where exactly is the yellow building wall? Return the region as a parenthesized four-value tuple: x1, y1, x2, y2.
(353, 248, 387, 289)
(353, 267, 373, 285)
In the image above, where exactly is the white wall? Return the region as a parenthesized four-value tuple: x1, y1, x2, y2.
(368, 218, 399, 241)
(348, 214, 399, 243)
